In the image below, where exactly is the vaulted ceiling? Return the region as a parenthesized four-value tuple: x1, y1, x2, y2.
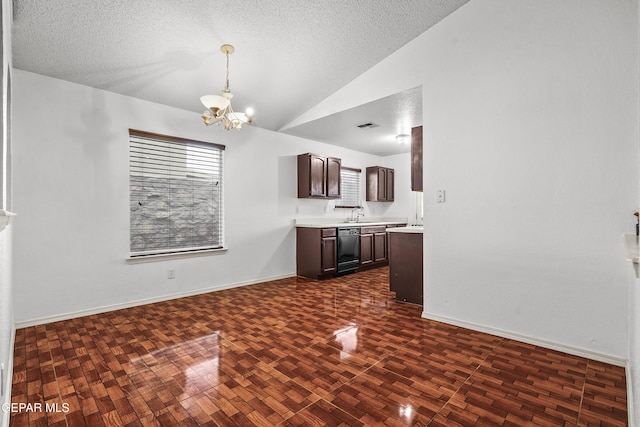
(12, 0, 469, 155)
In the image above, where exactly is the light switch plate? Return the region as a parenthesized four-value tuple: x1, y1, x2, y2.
(436, 190, 446, 203)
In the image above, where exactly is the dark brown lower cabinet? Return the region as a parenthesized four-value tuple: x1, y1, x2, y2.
(296, 227, 337, 279)
(360, 233, 374, 266)
(388, 231, 423, 305)
(373, 231, 387, 263)
(297, 223, 407, 279)
(321, 234, 337, 274)
(360, 226, 387, 268)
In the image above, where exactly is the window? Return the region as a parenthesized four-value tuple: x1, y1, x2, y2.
(129, 129, 224, 257)
(336, 167, 361, 208)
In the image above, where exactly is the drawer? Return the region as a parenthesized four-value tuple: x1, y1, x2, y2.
(321, 228, 337, 237)
(360, 226, 386, 235)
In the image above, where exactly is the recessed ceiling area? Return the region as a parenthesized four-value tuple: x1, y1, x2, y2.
(281, 86, 422, 157)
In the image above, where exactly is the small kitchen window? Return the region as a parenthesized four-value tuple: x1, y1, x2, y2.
(129, 129, 225, 257)
(336, 167, 361, 208)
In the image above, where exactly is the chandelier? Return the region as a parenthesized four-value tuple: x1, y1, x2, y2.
(200, 44, 254, 130)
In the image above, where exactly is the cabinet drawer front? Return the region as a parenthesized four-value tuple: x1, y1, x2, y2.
(360, 226, 386, 235)
(322, 228, 337, 237)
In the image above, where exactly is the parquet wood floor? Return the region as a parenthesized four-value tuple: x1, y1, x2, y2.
(10, 267, 627, 426)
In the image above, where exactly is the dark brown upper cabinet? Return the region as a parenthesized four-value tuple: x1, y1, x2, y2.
(297, 153, 341, 198)
(366, 166, 394, 202)
(411, 126, 423, 192)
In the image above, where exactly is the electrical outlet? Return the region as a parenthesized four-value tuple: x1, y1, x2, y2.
(436, 190, 446, 203)
(168, 269, 175, 279)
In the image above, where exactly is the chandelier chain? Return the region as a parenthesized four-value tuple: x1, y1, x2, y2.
(224, 50, 230, 93)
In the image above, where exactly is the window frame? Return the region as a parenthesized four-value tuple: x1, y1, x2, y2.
(335, 166, 362, 209)
(128, 129, 225, 258)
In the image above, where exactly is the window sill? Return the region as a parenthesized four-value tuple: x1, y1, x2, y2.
(126, 247, 228, 264)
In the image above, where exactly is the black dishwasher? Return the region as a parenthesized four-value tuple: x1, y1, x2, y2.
(337, 227, 360, 274)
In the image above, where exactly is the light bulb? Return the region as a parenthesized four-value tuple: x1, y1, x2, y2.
(396, 134, 410, 144)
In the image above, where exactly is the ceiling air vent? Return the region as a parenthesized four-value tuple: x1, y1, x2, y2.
(357, 122, 379, 129)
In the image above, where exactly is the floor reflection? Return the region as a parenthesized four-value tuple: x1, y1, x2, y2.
(399, 403, 414, 420)
(333, 324, 358, 359)
(131, 333, 222, 398)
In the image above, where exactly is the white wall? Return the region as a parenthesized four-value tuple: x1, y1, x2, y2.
(0, 220, 13, 420)
(632, 3, 640, 424)
(381, 152, 422, 224)
(10, 69, 412, 325)
(630, 270, 640, 426)
(0, 223, 12, 427)
(0, 0, 13, 425)
(286, 0, 639, 363)
(420, 0, 637, 362)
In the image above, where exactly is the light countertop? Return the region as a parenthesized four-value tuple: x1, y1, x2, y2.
(386, 226, 423, 234)
(295, 217, 408, 228)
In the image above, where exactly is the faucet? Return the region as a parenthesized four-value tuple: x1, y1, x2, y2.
(349, 207, 364, 222)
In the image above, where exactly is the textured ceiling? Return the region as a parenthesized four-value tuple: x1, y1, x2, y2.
(12, 0, 468, 153)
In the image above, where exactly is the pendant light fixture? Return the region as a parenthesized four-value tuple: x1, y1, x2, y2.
(200, 44, 254, 130)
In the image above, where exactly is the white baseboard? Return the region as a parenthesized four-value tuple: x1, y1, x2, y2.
(422, 311, 627, 367)
(1, 326, 16, 427)
(15, 273, 296, 329)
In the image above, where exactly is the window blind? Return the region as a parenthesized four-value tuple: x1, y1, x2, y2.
(129, 130, 225, 256)
(336, 167, 361, 208)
